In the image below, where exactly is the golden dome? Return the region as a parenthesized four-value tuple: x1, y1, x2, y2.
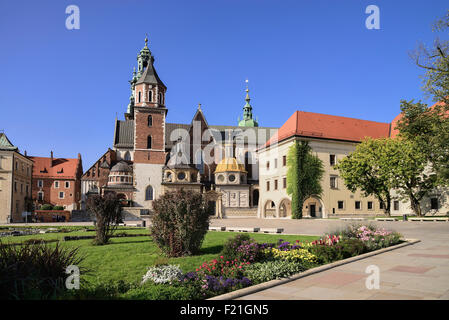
(215, 157, 247, 173)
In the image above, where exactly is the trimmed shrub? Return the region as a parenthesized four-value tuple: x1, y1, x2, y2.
(40, 204, 53, 210)
(307, 244, 341, 264)
(244, 260, 307, 284)
(151, 189, 213, 257)
(53, 206, 64, 210)
(335, 239, 367, 259)
(0, 242, 84, 299)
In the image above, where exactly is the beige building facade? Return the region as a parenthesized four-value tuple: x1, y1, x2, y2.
(0, 133, 33, 223)
(258, 136, 385, 218)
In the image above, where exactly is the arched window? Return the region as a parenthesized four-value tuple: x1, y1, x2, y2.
(195, 150, 204, 174)
(145, 185, 153, 201)
(138, 91, 141, 103)
(124, 151, 131, 161)
(148, 115, 152, 127)
(148, 90, 153, 102)
(158, 92, 163, 104)
(147, 135, 152, 149)
(245, 152, 253, 179)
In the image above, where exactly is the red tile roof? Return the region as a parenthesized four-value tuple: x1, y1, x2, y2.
(390, 101, 448, 138)
(262, 111, 391, 149)
(29, 156, 82, 179)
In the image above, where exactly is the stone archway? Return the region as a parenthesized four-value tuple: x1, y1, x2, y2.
(303, 196, 325, 218)
(264, 200, 276, 218)
(279, 198, 291, 218)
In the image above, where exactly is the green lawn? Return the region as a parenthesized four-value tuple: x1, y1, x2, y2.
(0, 228, 319, 286)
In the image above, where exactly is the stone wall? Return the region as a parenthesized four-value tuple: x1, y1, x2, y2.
(222, 207, 258, 218)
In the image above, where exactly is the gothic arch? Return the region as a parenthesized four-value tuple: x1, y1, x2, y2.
(279, 198, 292, 218)
(145, 185, 154, 201)
(263, 200, 276, 218)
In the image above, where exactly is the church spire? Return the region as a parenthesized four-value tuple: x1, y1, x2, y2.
(238, 79, 258, 127)
(137, 35, 153, 78)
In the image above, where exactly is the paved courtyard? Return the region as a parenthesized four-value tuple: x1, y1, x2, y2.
(210, 218, 449, 300)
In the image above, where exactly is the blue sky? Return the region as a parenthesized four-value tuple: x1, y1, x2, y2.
(0, 0, 447, 170)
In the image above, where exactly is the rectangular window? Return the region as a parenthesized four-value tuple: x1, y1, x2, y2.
(330, 176, 337, 189)
(14, 181, 17, 192)
(367, 201, 373, 210)
(355, 201, 361, 210)
(274, 179, 278, 190)
(393, 201, 399, 211)
(283, 155, 287, 166)
(38, 180, 43, 188)
(338, 201, 344, 210)
(266, 181, 270, 191)
(379, 201, 384, 210)
(65, 181, 70, 188)
(38, 192, 44, 201)
(274, 159, 278, 168)
(20, 183, 23, 194)
(283, 177, 287, 189)
(59, 192, 65, 199)
(330, 154, 336, 166)
(26, 185, 29, 196)
(54, 181, 59, 188)
(431, 198, 438, 210)
(266, 161, 270, 170)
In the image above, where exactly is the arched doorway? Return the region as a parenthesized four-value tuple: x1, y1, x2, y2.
(279, 199, 291, 218)
(252, 189, 259, 207)
(303, 196, 324, 218)
(264, 200, 276, 218)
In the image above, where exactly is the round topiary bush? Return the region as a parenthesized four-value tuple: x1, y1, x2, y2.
(150, 189, 213, 257)
(40, 204, 53, 210)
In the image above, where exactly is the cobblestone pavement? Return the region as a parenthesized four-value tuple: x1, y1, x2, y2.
(210, 218, 449, 300)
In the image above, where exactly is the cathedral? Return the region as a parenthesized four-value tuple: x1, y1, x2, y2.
(81, 36, 277, 219)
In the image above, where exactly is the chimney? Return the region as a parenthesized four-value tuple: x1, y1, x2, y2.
(50, 151, 54, 167)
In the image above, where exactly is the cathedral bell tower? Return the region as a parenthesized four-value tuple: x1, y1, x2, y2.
(132, 35, 167, 165)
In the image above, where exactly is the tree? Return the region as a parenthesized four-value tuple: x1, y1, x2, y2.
(412, 10, 449, 106)
(395, 100, 449, 184)
(151, 189, 213, 257)
(86, 193, 123, 245)
(286, 140, 324, 219)
(336, 138, 395, 216)
(386, 138, 439, 217)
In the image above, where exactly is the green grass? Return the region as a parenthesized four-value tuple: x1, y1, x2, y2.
(0, 228, 319, 286)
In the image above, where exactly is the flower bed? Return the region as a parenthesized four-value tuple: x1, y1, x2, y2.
(126, 224, 403, 300)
